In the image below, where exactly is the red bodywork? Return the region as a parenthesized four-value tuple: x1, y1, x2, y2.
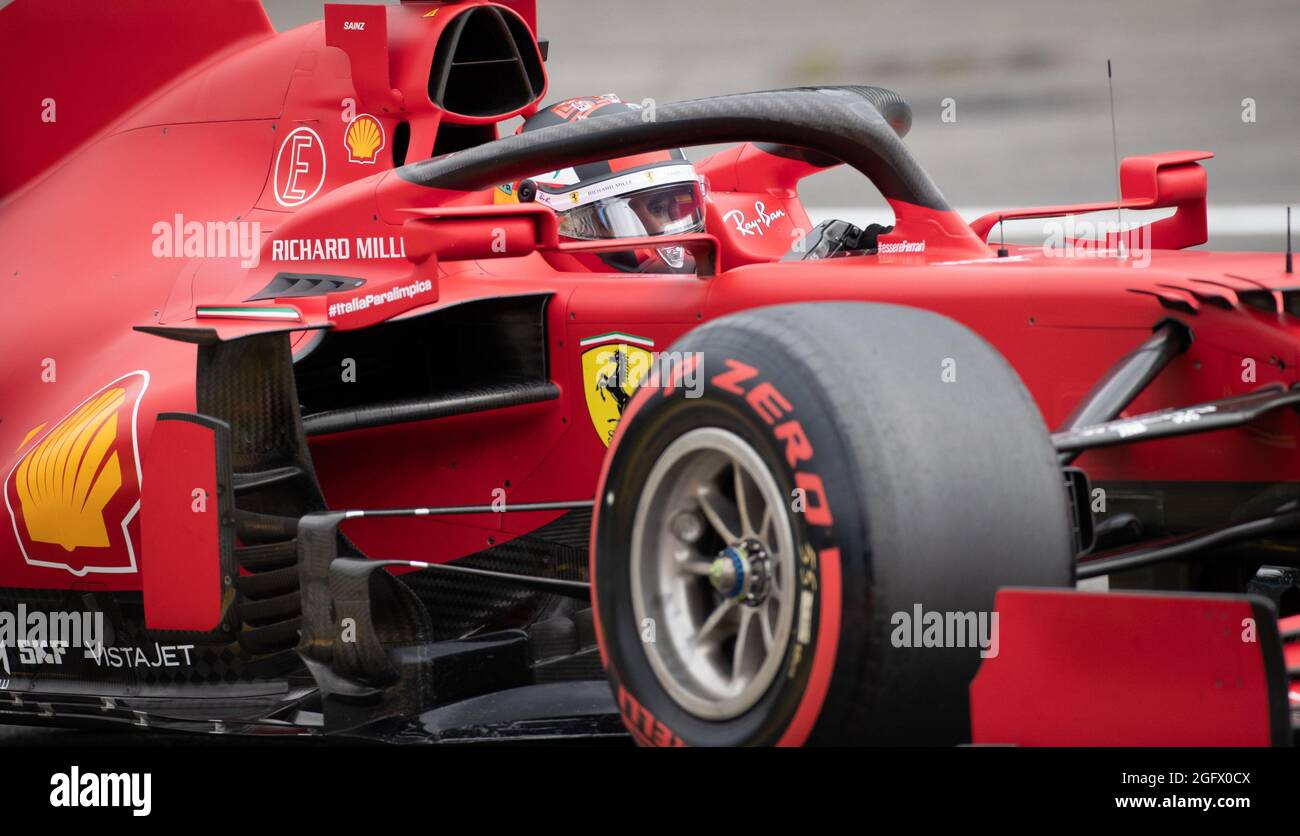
(971, 590, 1289, 746)
(0, 0, 1295, 743)
(3, 0, 1296, 590)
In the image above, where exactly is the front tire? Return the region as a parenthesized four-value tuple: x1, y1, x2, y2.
(591, 302, 1073, 746)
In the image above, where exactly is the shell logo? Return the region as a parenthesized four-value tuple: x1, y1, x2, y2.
(344, 113, 386, 164)
(4, 371, 149, 576)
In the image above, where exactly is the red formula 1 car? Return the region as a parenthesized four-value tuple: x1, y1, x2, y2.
(0, 0, 1294, 746)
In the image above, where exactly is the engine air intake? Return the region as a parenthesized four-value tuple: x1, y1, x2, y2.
(428, 5, 545, 119)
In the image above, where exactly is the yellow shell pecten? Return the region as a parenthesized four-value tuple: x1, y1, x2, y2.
(346, 116, 384, 162)
(16, 387, 124, 551)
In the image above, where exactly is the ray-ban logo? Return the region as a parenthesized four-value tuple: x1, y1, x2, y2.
(722, 201, 787, 237)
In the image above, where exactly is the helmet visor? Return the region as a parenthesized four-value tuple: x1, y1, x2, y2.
(558, 181, 705, 241)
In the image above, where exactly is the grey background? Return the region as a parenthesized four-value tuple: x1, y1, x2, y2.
(266, 0, 1299, 229)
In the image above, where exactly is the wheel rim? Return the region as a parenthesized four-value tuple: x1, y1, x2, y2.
(630, 427, 797, 720)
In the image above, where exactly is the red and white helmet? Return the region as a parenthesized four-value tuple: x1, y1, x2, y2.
(515, 95, 707, 272)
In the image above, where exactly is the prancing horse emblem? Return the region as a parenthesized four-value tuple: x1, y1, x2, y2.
(579, 332, 655, 447)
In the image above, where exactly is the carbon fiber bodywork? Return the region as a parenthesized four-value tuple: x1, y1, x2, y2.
(402, 509, 592, 640)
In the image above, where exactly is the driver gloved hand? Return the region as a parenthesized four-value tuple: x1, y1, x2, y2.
(783, 219, 894, 261)
(859, 223, 894, 251)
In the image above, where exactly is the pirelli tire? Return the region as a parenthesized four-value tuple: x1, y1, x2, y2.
(590, 302, 1074, 746)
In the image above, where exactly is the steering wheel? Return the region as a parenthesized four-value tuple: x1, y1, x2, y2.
(783, 219, 894, 261)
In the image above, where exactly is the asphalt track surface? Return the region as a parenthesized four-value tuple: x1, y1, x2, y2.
(3, 0, 1296, 745)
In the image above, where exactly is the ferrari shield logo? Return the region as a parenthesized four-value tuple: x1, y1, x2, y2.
(581, 333, 655, 446)
(4, 371, 149, 576)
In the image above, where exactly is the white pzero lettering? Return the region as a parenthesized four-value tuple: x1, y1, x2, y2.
(797, 590, 814, 644)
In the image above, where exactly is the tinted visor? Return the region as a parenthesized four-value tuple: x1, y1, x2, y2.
(558, 182, 705, 241)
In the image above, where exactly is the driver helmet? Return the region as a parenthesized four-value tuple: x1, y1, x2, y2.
(511, 94, 707, 273)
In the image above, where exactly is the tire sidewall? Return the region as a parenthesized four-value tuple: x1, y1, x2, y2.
(593, 332, 867, 747)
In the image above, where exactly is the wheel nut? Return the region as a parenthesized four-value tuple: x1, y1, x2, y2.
(709, 547, 747, 598)
(671, 511, 706, 544)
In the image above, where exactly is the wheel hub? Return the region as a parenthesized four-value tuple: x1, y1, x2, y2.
(629, 428, 797, 720)
(709, 541, 772, 604)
